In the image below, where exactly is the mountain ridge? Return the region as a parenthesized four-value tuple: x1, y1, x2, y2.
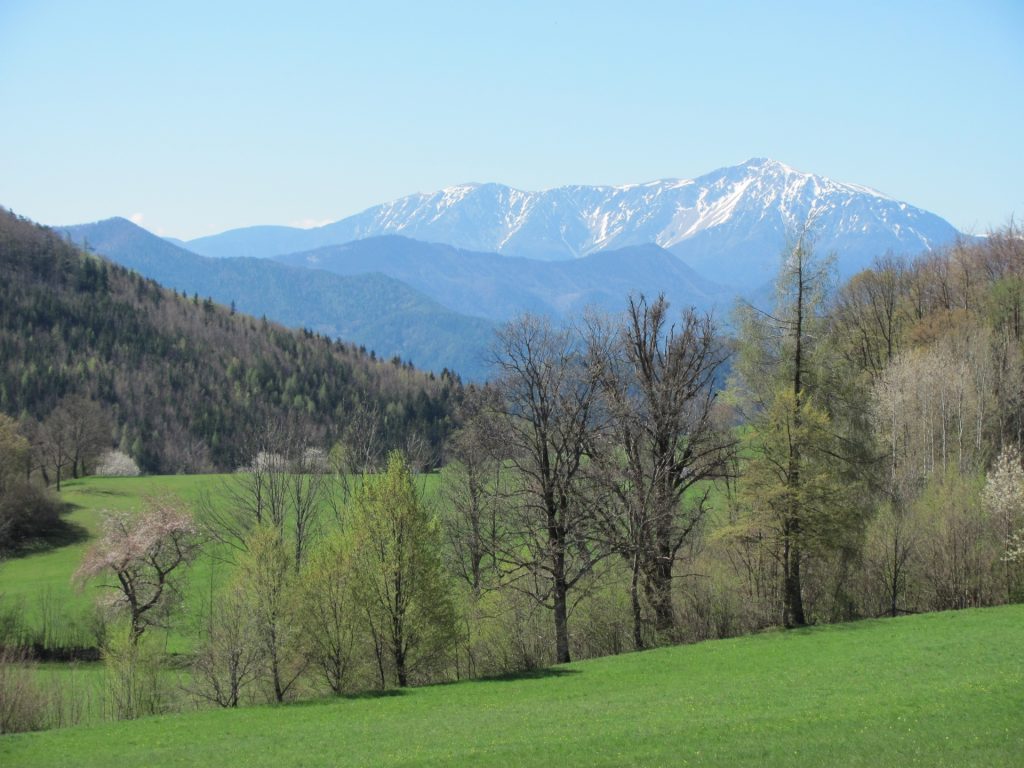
(274, 236, 729, 323)
(184, 158, 963, 288)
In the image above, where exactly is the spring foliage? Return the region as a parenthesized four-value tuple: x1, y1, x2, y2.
(347, 452, 457, 687)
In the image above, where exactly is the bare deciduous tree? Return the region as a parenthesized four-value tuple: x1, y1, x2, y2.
(42, 396, 110, 488)
(489, 315, 607, 664)
(587, 295, 734, 646)
(831, 255, 908, 381)
(189, 581, 262, 708)
(199, 422, 329, 570)
(440, 386, 505, 596)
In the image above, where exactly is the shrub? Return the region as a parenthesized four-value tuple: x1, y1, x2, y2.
(0, 481, 63, 551)
(0, 649, 47, 734)
(102, 623, 167, 721)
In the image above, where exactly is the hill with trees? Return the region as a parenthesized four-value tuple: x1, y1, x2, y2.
(0, 208, 462, 474)
(58, 217, 496, 380)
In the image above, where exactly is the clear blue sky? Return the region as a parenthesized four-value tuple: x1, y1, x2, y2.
(1, 0, 1021, 239)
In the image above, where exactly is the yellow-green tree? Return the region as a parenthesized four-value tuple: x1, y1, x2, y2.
(237, 525, 305, 702)
(349, 451, 456, 687)
(736, 391, 862, 625)
(299, 532, 358, 694)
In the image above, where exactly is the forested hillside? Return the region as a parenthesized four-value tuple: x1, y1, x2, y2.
(0, 209, 461, 473)
(59, 218, 497, 379)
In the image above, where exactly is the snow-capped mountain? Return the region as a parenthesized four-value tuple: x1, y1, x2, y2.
(186, 159, 963, 289)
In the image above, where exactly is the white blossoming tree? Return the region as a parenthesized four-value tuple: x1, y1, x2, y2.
(95, 450, 141, 477)
(983, 446, 1024, 598)
(75, 497, 199, 642)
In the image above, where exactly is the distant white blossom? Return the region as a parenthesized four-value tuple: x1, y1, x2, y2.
(983, 446, 1024, 563)
(95, 450, 141, 477)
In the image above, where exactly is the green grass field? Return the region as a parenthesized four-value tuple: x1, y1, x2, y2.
(2, 605, 1021, 767)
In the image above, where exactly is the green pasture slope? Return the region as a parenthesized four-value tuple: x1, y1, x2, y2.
(3, 606, 1022, 767)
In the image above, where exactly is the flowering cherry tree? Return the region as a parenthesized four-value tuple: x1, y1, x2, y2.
(95, 450, 141, 477)
(75, 497, 199, 642)
(984, 446, 1024, 560)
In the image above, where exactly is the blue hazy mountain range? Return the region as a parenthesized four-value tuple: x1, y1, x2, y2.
(60, 159, 967, 380)
(274, 237, 729, 323)
(185, 158, 963, 291)
(59, 219, 730, 379)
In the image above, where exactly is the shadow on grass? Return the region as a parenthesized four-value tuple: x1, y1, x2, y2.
(286, 689, 407, 709)
(777, 616, 895, 639)
(71, 485, 132, 497)
(6, 504, 92, 558)
(339, 689, 407, 701)
(469, 667, 582, 684)
(282, 668, 582, 710)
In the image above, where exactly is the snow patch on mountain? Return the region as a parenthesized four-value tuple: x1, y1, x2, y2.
(185, 159, 962, 288)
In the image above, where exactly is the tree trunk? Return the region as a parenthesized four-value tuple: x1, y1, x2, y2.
(782, 529, 806, 628)
(650, 535, 675, 635)
(129, 614, 144, 645)
(370, 625, 386, 689)
(783, 236, 807, 631)
(630, 553, 645, 651)
(889, 531, 900, 618)
(270, 626, 285, 702)
(553, 577, 570, 664)
(229, 666, 240, 707)
(272, 660, 285, 703)
(395, 641, 408, 688)
(550, 505, 571, 664)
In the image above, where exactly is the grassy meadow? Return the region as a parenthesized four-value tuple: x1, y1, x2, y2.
(2, 605, 1021, 767)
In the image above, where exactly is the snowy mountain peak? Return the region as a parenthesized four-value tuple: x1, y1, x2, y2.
(327, 158, 915, 260)
(186, 159, 962, 287)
